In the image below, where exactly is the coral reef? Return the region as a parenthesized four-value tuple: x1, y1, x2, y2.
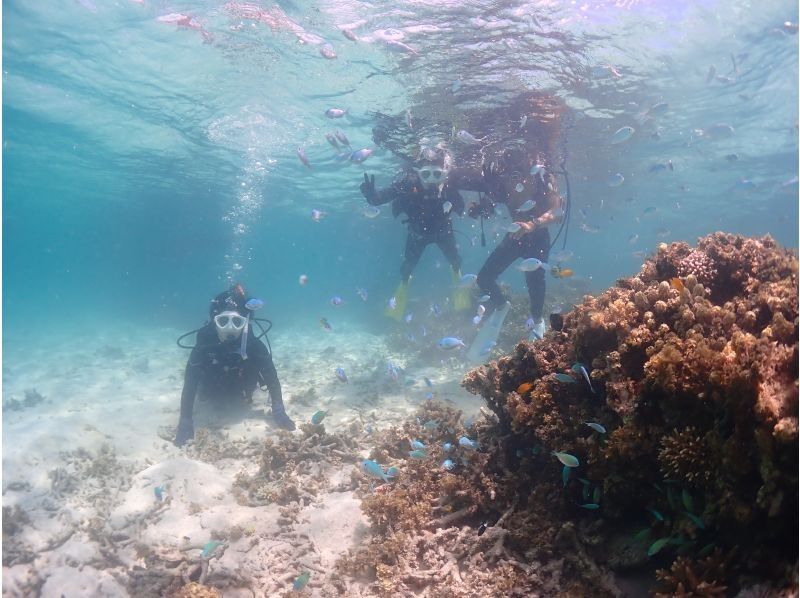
(336, 401, 621, 596)
(461, 233, 798, 593)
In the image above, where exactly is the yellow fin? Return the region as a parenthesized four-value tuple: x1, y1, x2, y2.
(451, 270, 471, 311)
(385, 281, 409, 321)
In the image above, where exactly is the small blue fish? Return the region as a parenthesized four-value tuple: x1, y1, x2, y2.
(311, 410, 329, 425)
(517, 258, 549, 272)
(154, 485, 166, 502)
(552, 451, 579, 468)
(648, 508, 665, 521)
(334, 129, 350, 146)
(293, 571, 311, 591)
(430, 303, 441, 317)
(647, 537, 670, 557)
(684, 512, 706, 529)
(409, 439, 426, 451)
(472, 315, 483, 326)
(584, 422, 606, 434)
(608, 173, 625, 187)
(459, 274, 478, 288)
(386, 362, 400, 382)
(478, 295, 490, 303)
(408, 449, 428, 459)
(421, 325, 428, 337)
(442, 459, 456, 471)
(438, 337, 466, 350)
(361, 460, 391, 482)
(387, 296, 397, 310)
(571, 363, 595, 393)
(325, 132, 340, 149)
(579, 503, 600, 510)
(424, 391, 435, 400)
(610, 125, 635, 145)
(311, 209, 326, 222)
(442, 442, 453, 452)
(245, 298, 264, 311)
(201, 541, 223, 559)
(385, 466, 400, 478)
(517, 199, 536, 212)
(297, 147, 312, 169)
(554, 373, 576, 384)
(330, 296, 345, 307)
(350, 148, 373, 163)
(479, 341, 496, 356)
(325, 108, 347, 118)
(458, 436, 478, 450)
(562, 465, 571, 487)
(404, 313, 413, 324)
(335, 367, 348, 383)
(424, 377, 433, 387)
(422, 419, 438, 430)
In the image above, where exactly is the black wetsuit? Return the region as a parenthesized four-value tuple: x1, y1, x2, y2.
(178, 324, 284, 424)
(453, 168, 556, 319)
(367, 172, 465, 282)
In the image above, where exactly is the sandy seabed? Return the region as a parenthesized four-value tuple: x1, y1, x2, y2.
(2, 321, 484, 597)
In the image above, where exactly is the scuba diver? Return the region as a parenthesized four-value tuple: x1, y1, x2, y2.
(456, 144, 564, 359)
(359, 145, 471, 320)
(173, 284, 295, 447)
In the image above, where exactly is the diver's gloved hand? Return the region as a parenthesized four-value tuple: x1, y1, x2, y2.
(272, 409, 296, 431)
(174, 417, 194, 447)
(360, 173, 377, 201)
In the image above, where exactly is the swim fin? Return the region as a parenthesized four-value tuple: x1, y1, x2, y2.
(451, 269, 471, 312)
(385, 280, 409, 321)
(466, 301, 511, 364)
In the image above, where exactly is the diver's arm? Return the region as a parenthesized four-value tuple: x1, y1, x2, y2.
(362, 173, 402, 206)
(178, 350, 202, 422)
(532, 173, 563, 228)
(450, 189, 466, 216)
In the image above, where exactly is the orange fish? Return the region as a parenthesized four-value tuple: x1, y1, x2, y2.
(552, 267, 574, 279)
(517, 382, 534, 394)
(670, 277, 685, 292)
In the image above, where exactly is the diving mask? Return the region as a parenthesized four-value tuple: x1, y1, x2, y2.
(416, 167, 446, 187)
(214, 310, 247, 342)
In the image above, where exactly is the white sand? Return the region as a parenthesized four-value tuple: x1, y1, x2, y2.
(2, 320, 483, 596)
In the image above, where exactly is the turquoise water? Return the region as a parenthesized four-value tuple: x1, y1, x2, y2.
(4, 0, 798, 333)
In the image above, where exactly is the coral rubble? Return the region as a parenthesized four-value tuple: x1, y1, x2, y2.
(459, 233, 798, 593)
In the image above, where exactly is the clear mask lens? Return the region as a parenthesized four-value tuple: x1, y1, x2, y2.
(215, 314, 246, 330)
(418, 168, 444, 182)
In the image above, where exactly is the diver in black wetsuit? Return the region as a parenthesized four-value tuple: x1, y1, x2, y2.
(457, 145, 564, 340)
(359, 146, 470, 319)
(174, 284, 295, 447)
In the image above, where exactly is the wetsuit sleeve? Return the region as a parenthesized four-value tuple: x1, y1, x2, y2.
(368, 183, 403, 207)
(451, 189, 466, 215)
(178, 346, 204, 421)
(259, 351, 283, 407)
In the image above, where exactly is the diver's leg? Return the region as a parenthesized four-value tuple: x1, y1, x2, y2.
(401, 233, 426, 283)
(476, 234, 519, 313)
(436, 232, 462, 273)
(522, 228, 551, 336)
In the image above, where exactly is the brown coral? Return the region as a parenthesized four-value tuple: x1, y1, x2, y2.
(462, 232, 798, 592)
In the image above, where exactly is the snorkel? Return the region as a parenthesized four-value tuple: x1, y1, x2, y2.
(240, 297, 265, 359)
